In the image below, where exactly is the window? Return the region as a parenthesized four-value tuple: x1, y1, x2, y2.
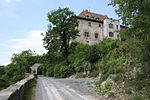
(91, 16, 94, 19)
(88, 22, 91, 26)
(109, 32, 114, 37)
(95, 33, 98, 38)
(86, 16, 89, 19)
(96, 17, 100, 20)
(84, 32, 89, 37)
(109, 23, 113, 29)
(116, 25, 118, 29)
(99, 24, 101, 27)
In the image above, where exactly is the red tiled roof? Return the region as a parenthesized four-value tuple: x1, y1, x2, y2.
(78, 10, 108, 21)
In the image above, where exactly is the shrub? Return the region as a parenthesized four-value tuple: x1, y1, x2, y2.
(85, 45, 101, 63)
(73, 58, 91, 74)
(88, 70, 99, 77)
(54, 63, 73, 78)
(125, 89, 132, 95)
(98, 81, 112, 94)
(60, 65, 73, 78)
(133, 94, 147, 100)
(112, 75, 120, 82)
(54, 64, 61, 78)
(104, 81, 112, 90)
(0, 78, 9, 90)
(75, 73, 86, 78)
(46, 67, 54, 77)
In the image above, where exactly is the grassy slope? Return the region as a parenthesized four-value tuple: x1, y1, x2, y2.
(23, 78, 37, 100)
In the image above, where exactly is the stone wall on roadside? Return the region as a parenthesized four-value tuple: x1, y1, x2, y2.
(0, 75, 34, 100)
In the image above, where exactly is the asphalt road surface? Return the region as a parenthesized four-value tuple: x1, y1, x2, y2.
(36, 76, 100, 100)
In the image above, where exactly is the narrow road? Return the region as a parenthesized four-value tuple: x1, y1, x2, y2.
(36, 76, 100, 100)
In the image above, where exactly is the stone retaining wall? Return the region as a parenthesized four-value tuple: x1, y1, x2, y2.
(0, 75, 34, 100)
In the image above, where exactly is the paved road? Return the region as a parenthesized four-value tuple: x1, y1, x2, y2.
(36, 76, 100, 100)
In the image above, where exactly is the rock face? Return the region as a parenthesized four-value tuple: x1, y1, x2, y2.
(0, 75, 34, 100)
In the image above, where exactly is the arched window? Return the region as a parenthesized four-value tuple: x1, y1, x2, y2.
(109, 23, 113, 29)
(95, 33, 98, 38)
(86, 16, 89, 19)
(91, 16, 94, 19)
(109, 32, 114, 37)
(96, 17, 100, 20)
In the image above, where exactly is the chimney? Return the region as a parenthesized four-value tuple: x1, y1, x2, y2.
(85, 9, 88, 12)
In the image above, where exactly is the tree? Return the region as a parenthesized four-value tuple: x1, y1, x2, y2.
(109, 0, 150, 61)
(11, 50, 38, 72)
(43, 8, 79, 64)
(109, 0, 150, 38)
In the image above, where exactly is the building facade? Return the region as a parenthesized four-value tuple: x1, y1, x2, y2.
(74, 10, 123, 45)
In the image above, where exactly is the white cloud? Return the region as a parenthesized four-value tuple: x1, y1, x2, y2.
(4, 0, 23, 3)
(8, 30, 47, 56)
(5, 0, 11, 3)
(8, 39, 25, 42)
(15, 0, 22, 2)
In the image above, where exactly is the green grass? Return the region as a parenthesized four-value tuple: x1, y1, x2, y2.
(23, 78, 37, 100)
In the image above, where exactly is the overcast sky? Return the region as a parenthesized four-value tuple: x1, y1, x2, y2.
(0, 0, 119, 65)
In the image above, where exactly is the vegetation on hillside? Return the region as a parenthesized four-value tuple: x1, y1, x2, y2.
(40, 4, 150, 99)
(23, 78, 37, 100)
(0, 0, 150, 99)
(0, 50, 41, 90)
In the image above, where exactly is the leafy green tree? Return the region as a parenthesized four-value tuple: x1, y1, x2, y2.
(109, 0, 150, 61)
(85, 45, 101, 63)
(109, 0, 150, 39)
(11, 50, 38, 72)
(43, 8, 79, 64)
(0, 66, 5, 76)
(105, 1, 150, 98)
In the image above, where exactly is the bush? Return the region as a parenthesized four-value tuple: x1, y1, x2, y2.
(54, 64, 61, 78)
(75, 73, 86, 78)
(112, 75, 120, 82)
(60, 65, 73, 78)
(54, 63, 73, 78)
(72, 58, 91, 74)
(98, 81, 112, 94)
(85, 45, 101, 63)
(104, 81, 112, 90)
(46, 67, 54, 77)
(0, 78, 9, 90)
(88, 70, 99, 77)
(125, 89, 132, 95)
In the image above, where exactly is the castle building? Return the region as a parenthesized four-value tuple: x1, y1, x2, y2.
(74, 10, 124, 45)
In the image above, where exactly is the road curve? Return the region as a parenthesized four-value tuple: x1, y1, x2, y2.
(36, 76, 100, 100)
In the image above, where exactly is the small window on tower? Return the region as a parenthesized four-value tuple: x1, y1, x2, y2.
(109, 23, 113, 29)
(86, 16, 89, 19)
(109, 32, 114, 37)
(95, 33, 98, 38)
(91, 16, 94, 19)
(88, 22, 91, 26)
(99, 24, 101, 27)
(116, 25, 118, 29)
(96, 18, 99, 20)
